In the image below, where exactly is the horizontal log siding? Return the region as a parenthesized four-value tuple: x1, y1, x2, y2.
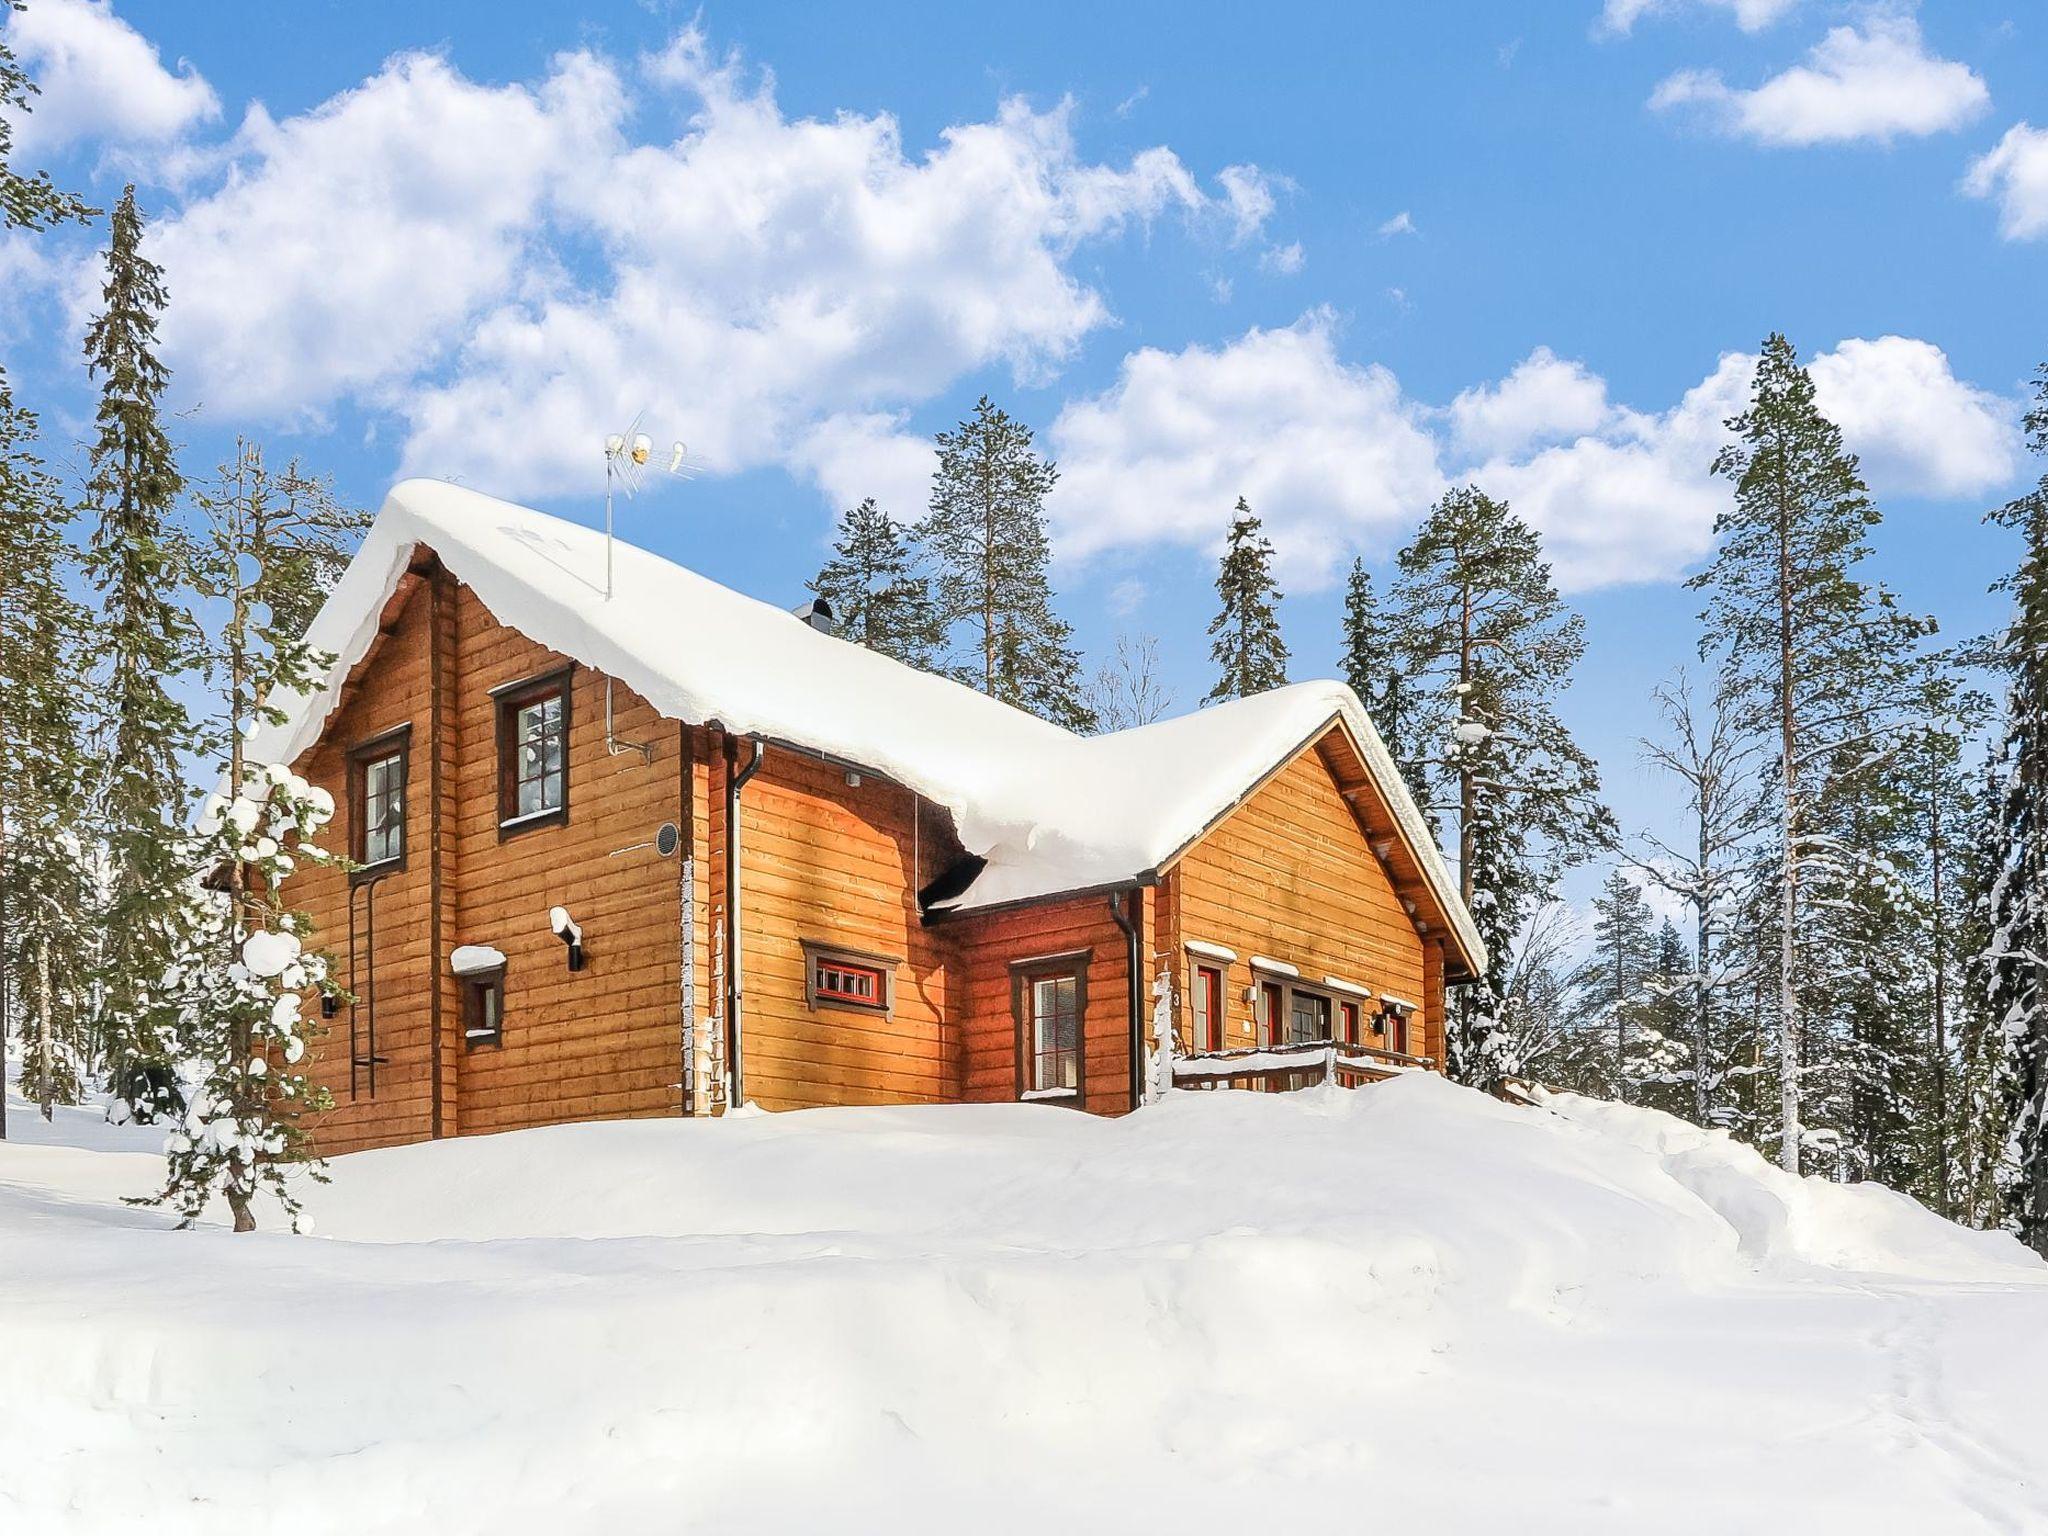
(293, 576, 436, 1153)
(730, 747, 957, 1110)
(1167, 732, 1439, 1067)
(445, 585, 683, 1135)
(948, 895, 1132, 1115)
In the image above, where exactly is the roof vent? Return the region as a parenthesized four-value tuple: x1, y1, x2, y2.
(791, 596, 840, 637)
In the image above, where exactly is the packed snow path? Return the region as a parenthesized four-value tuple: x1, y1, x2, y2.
(3, 1072, 2045, 1534)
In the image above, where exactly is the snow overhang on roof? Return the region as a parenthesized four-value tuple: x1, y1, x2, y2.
(252, 480, 1487, 977)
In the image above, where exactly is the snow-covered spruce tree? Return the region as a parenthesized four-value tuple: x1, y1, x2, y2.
(922, 397, 1094, 731)
(809, 497, 946, 671)
(1690, 333, 1931, 1174)
(82, 184, 198, 1115)
(1988, 363, 2048, 1253)
(1341, 557, 1428, 818)
(142, 441, 344, 1232)
(0, 1, 94, 232)
(1204, 497, 1288, 704)
(1957, 752, 2015, 1229)
(1633, 671, 1761, 1129)
(1389, 486, 1615, 1089)
(0, 377, 100, 1126)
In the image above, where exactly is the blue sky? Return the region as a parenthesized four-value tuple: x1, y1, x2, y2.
(3, 0, 2045, 905)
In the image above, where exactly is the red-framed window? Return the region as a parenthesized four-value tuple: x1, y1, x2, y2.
(1340, 1000, 1361, 1045)
(1192, 964, 1224, 1052)
(816, 957, 885, 1007)
(1383, 1007, 1410, 1055)
(1259, 981, 1285, 1048)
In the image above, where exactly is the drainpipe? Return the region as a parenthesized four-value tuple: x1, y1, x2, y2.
(1109, 891, 1143, 1111)
(724, 736, 766, 1110)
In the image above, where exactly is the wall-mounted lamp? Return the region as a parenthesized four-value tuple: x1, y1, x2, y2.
(321, 993, 340, 1020)
(549, 905, 586, 973)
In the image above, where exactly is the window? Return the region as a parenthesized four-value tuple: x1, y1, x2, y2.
(1012, 952, 1089, 1102)
(346, 726, 410, 877)
(1340, 1000, 1361, 1046)
(1192, 963, 1224, 1052)
(802, 940, 898, 1014)
(462, 971, 504, 1048)
(1259, 981, 1285, 1048)
(1288, 990, 1331, 1046)
(1383, 1006, 1411, 1056)
(494, 666, 574, 833)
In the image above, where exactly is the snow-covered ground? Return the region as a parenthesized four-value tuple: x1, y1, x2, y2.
(4, 1070, 2046, 1535)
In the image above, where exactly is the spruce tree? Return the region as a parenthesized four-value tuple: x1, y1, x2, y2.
(1204, 498, 1288, 703)
(922, 397, 1094, 731)
(1574, 871, 1660, 1104)
(809, 497, 945, 671)
(1690, 333, 1931, 1174)
(82, 185, 198, 1112)
(0, 2, 94, 233)
(1988, 363, 2048, 1253)
(1341, 557, 1427, 813)
(1389, 486, 1615, 1089)
(0, 378, 99, 1124)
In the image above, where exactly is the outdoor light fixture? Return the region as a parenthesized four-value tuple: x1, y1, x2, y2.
(549, 905, 586, 973)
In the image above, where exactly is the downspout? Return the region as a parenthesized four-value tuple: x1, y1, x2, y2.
(1109, 891, 1142, 1111)
(724, 736, 766, 1110)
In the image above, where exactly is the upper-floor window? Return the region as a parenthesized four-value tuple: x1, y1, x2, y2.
(493, 666, 574, 833)
(347, 725, 409, 876)
(1288, 989, 1331, 1045)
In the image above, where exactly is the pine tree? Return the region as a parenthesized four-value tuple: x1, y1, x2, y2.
(82, 185, 198, 1113)
(1204, 498, 1288, 703)
(0, 378, 99, 1125)
(1389, 486, 1615, 1089)
(1988, 363, 2048, 1253)
(141, 442, 345, 1232)
(1341, 557, 1427, 813)
(0, 2, 94, 233)
(1635, 671, 1760, 1129)
(1690, 333, 1931, 1175)
(809, 497, 945, 671)
(922, 397, 1094, 731)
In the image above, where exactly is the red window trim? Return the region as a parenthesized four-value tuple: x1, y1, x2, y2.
(816, 958, 885, 1006)
(801, 939, 899, 1015)
(1340, 1000, 1361, 1045)
(1193, 963, 1224, 1052)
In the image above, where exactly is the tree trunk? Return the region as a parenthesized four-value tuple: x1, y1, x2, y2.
(1775, 484, 1803, 1176)
(1928, 742, 1949, 1215)
(36, 934, 53, 1121)
(1694, 800, 1713, 1128)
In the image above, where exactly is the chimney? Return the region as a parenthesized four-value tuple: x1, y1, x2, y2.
(791, 596, 841, 637)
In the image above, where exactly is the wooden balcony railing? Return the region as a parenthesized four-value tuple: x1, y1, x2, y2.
(1170, 1038, 1437, 1093)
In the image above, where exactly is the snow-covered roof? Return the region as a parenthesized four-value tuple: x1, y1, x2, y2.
(255, 480, 1484, 972)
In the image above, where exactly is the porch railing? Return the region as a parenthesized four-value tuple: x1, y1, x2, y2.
(1170, 1038, 1436, 1093)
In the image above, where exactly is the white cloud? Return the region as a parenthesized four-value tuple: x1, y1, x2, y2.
(1260, 241, 1305, 274)
(1600, 0, 1799, 36)
(1448, 346, 1613, 460)
(1807, 335, 2018, 497)
(1649, 15, 1988, 146)
(2, 0, 218, 150)
(791, 413, 936, 527)
(1048, 311, 1445, 587)
(1376, 210, 1417, 239)
(135, 50, 623, 424)
(129, 26, 1275, 498)
(1049, 328, 2019, 595)
(1964, 122, 2048, 241)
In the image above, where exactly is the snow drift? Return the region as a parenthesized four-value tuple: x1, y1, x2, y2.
(3, 1075, 2045, 1533)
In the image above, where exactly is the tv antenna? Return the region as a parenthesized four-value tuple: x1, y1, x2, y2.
(599, 417, 694, 763)
(602, 415, 692, 600)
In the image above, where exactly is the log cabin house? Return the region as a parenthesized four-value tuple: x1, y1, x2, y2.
(259, 481, 1487, 1154)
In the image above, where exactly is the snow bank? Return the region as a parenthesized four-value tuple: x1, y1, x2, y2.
(245, 481, 1479, 961)
(4, 1075, 2045, 1533)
